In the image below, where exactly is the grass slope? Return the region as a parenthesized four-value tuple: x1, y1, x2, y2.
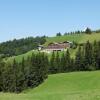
(45, 33, 100, 45)
(6, 50, 34, 63)
(1, 71, 100, 100)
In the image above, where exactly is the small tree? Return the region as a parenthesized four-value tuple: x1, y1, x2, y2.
(56, 32, 62, 36)
(85, 27, 92, 34)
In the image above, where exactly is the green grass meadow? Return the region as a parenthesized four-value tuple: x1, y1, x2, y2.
(45, 33, 100, 45)
(1, 71, 100, 100)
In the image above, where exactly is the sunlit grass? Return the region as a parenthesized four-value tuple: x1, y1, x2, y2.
(1, 71, 100, 100)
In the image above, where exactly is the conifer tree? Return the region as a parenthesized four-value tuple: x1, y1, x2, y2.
(12, 59, 18, 92)
(60, 53, 66, 72)
(17, 57, 27, 92)
(84, 41, 93, 70)
(97, 41, 100, 69)
(27, 53, 36, 87)
(75, 46, 83, 71)
(70, 58, 75, 71)
(92, 41, 98, 70)
(41, 53, 48, 79)
(55, 51, 61, 73)
(0, 60, 5, 91)
(49, 51, 56, 74)
(64, 50, 71, 72)
(85, 27, 92, 34)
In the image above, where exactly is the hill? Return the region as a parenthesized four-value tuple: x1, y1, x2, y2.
(6, 50, 36, 63)
(0, 71, 100, 100)
(0, 36, 46, 57)
(45, 33, 100, 45)
(5, 33, 100, 62)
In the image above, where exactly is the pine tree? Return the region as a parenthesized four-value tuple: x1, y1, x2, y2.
(41, 53, 48, 79)
(27, 53, 36, 87)
(49, 51, 57, 74)
(64, 50, 71, 72)
(36, 53, 44, 84)
(55, 51, 61, 73)
(60, 53, 66, 72)
(56, 32, 62, 36)
(2, 62, 12, 92)
(97, 41, 100, 69)
(85, 27, 92, 34)
(12, 59, 18, 92)
(75, 46, 83, 71)
(92, 41, 98, 70)
(0, 60, 5, 91)
(16, 57, 27, 92)
(70, 58, 75, 71)
(84, 41, 94, 70)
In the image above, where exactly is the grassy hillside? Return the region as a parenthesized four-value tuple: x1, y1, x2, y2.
(5, 33, 100, 62)
(45, 33, 100, 45)
(0, 71, 100, 100)
(5, 50, 35, 63)
(6, 49, 76, 63)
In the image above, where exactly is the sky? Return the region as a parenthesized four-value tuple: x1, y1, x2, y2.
(0, 0, 100, 42)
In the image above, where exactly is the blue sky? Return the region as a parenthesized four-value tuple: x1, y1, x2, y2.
(0, 0, 100, 42)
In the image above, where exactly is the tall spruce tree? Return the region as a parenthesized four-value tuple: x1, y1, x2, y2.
(0, 60, 5, 91)
(97, 41, 100, 69)
(64, 50, 71, 72)
(17, 57, 27, 91)
(41, 53, 48, 79)
(75, 46, 83, 71)
(55, 51, 61, 73)
(70, 58, 75, 71)
(49, 51, 57, 74)
(12, 59, 18, 92)
(84, 41, 94, 70)
(60, 53, 66, 72)
(27, 53, 36, 87)
(92, 41, 98, 70)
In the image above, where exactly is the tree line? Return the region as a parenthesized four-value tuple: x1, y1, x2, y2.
(0, 36, 46, 57)
(56, 28, 100, 36)
(49, 40, 100, 73)
(0, 40, 100, 93)
(0, 28, 100, 58)
(0, 53, 48, 93)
